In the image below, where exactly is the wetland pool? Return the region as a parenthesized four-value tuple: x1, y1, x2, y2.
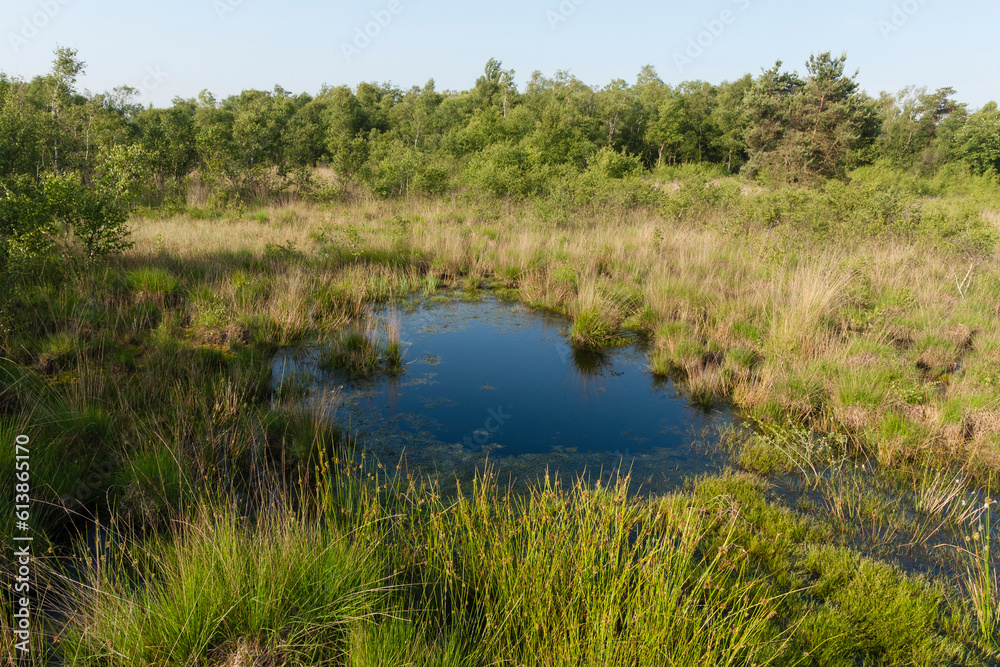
(272, 295, 733, 493)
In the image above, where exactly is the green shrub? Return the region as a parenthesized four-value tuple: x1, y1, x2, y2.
(586, 146, 644, 179)
(463, 142, 547, 198)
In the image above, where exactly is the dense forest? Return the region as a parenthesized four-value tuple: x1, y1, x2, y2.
(2, 48, 998, 210)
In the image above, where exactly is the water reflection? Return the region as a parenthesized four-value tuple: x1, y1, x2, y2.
(273, 296, 732, 492)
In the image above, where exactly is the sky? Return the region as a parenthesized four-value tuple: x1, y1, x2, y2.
(1, 0, 996, 109)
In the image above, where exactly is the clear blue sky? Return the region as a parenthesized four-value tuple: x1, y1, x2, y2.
(2, 0, 996, 109)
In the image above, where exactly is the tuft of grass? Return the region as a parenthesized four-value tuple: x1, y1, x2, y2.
(319, 316, 405, 378)
(126, 267, 180, 297)
(36, 330, 78, 371)
(649, 321, 710, 378)
(190, 288, 229, 332)
(113, 446, 188, 522)
(275, 370, 314, 403)
(959, 501, 1000, 652)
(320, 330, 382, 377)
(64, 506, 388, 666)
(319, 462, 794, 666)
(570, 299, 635, 351)
(569, 305, 619, 349)
(264, 405, 344, 468)
(347, 620, 466, 667)
(249, 208, 271, 223)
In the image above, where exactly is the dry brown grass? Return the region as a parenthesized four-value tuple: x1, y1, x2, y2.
(125, 196, 1000, 477)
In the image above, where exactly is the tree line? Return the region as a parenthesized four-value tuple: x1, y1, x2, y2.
(1, 47, 999, 265)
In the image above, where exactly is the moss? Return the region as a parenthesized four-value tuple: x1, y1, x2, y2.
(797, 546, 950, 665)
(738, 436, 794, 476)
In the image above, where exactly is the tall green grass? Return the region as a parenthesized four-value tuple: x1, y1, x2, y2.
(319, 316, 405, 378)
(960, 502, 1000, 652)
(63, 506, 389, 666)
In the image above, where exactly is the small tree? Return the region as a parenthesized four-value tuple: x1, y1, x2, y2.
(324, 87, 370, 191)
(743, 53, 875, 180)
(47, 144, 149, 262)
(955, 102, 1000, 178)
(48, 46, 86, 171)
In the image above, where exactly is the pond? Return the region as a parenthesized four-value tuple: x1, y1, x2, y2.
(272, 295, 733, 493)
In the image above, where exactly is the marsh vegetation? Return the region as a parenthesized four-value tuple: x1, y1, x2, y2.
(1, 49, 1000, 665)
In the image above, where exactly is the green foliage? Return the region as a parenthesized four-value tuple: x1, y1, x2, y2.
(45, 144, 151, 261)
(347, 620, 465, 667)
(136, 102, 198, 190)
(798, 547, 946, 665)
(114, 446, 187, 521)
(364, 137, 450, 198)
(5, 49, 1000, 667)
(586, 146, 644, 179)
(126, 268, 180, 296)
(743, 52, 878, 180)
(547, 167, 664, 212)
(64, 508, 387, 665)
(319, 324, 405, 378)
(463, 142, 547, 198)
(0, 175, 55, 263)
(1, 49, 997, 208)
(955, 102, 1000, 178)
(0, 82, 44, 178)
(871, 87, 964, 172)
(570, 306, 621, 349)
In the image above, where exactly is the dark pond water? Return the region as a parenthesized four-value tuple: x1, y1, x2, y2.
(272, 295, 732, 492)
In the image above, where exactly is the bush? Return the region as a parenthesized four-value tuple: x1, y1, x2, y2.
(47, 145, 151, 261)
(365, 138, 454, 199)
(462, 142, 548, 198)
(586, 146, 644, 179)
